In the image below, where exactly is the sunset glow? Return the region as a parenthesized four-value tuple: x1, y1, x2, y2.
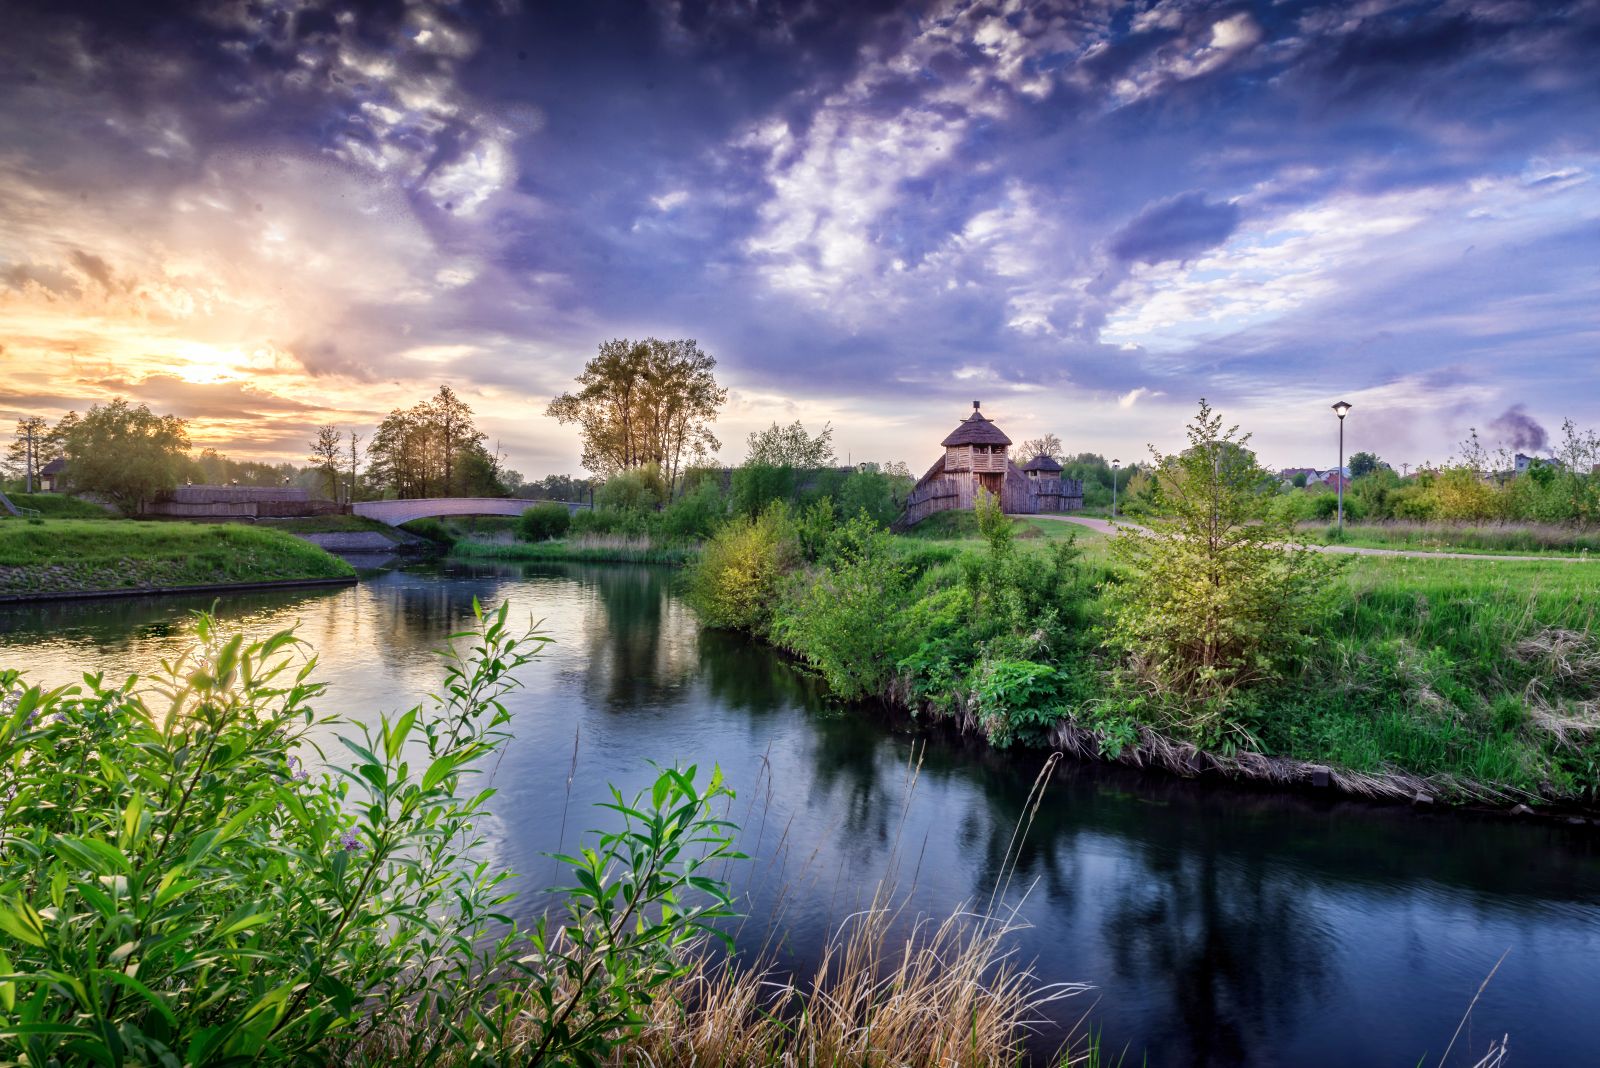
(4, 1, 1599, 473)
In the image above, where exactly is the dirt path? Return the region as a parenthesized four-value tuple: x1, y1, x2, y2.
(1021, 514, 1595, 563)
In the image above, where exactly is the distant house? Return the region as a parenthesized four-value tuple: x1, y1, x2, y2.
(38, 457, 67, 493)
(1320, 472, 1349, 493)
(1278, 467, 1321, 483)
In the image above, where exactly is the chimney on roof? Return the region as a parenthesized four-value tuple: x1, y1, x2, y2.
(973, 400, 981, 411)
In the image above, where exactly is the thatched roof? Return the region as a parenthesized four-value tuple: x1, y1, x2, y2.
(940, 401, 1012, 447)
(40, 457, 67, 475)
(1021, 453, 1063, 473)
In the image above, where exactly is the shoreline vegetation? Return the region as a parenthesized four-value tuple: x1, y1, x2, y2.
(671, 406, 1600, 817)
(0, 609, 1098, 1066)
(0, 607, 1517, 1067)
(0, 518, 355, 599)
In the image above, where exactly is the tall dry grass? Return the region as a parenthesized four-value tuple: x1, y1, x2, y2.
(607, 893, 1091, 1067)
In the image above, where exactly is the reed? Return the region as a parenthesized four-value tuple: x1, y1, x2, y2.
(452, 533, 699, 566)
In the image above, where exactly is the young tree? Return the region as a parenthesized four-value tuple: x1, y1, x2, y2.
(307, 425, 343, 500)
(546, 338, 727, 488)
(1107, 400, 1339, 745)
(744, 420, 835, 469)
(62, 399, 191, 514)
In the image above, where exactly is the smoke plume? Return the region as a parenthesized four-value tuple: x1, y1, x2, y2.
(1488, 404, 1548, 453)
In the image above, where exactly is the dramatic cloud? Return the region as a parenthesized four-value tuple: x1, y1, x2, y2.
(2, 0, 1599, 473)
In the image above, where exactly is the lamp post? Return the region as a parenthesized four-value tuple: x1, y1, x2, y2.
(1332, 401, 1352, 531)
(1111, 458, 1120, 519)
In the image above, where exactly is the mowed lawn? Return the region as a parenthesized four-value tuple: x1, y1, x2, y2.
(0, 518, 354, 596)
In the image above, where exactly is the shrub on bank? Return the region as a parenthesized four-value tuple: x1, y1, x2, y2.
(686, 506, 798, 633)
(518, 501, 572, 541)
(0, 606, 741, 1066)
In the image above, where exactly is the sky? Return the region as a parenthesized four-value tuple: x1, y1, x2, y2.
(2, 0, 1598, 477)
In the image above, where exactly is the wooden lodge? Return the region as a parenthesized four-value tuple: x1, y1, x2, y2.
(896, 401, 1083, 528)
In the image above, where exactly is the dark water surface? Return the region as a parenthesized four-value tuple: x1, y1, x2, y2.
(4, 562, 1598, 1066)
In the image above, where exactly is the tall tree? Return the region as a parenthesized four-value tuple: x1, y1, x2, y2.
(4, 416, 48, 488)
(347, 430, 363, 502)
(744, 420, 835, 469)
(546, 338, 727, 489)
(308, 425, 343, 500)
(365, 385, 493, 498)
(1347, 451, 1383, 478)
(1018, 433, 1065, 463)
(62, 399, 190, 515)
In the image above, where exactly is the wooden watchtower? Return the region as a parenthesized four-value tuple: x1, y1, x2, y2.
(896, 401, 1083, 528)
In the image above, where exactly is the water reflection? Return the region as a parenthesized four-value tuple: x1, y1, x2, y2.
(2, 563, 1598, 1067)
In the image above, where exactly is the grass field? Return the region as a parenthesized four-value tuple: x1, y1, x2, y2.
(887, 511, 1598, 800)
(452, 533, 697, 566)
(255, 514, 406, 539)
(0, 518, 355, 597)
(3, 493, 113, 519)
(1299, 519, 1600, 556)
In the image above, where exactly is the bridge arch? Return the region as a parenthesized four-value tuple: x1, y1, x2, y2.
(353, 498, 587, 527)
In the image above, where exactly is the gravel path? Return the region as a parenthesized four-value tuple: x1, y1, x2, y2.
(1022, 514, 1595, 563)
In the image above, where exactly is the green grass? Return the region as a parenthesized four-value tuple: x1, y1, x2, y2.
(1244, 554, 1600, 797)
(0, 518, 355, 597)
(1300, 519, 1600, 557)
(4, 493, 113, 518)
(451, 535, 698, 566)
(888, 515, 1598, 801)
(256, 514, 405, 539)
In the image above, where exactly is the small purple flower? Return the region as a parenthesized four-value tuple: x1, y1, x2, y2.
(338, 829, 363, 853)
(23, 709, 37, 728)
(286, 756, 311, 783)
(51, 713, 68, 725)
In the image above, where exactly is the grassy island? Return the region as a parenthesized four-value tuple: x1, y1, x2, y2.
(0, 518, 355, 599)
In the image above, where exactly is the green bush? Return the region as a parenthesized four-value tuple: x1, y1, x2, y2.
(730, 464, 795, 518)
(968, 657, 1063, 748)
(596, 465, 667, 513)
(835, 470, 899, 528)
(400, 516, 457, 545)
(0, 606, 740, 1066)
(518, 501, 572, 542)
(686, 506, 798, 632)
(774, 514, 911, 700)
(659, 479, 726, 541)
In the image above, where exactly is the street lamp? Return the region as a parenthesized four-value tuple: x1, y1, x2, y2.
(1111, 458, 1120, 519)
(1332, 401, 1353, 531)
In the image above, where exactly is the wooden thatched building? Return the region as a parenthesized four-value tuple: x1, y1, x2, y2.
(896, 402, 1083, 528)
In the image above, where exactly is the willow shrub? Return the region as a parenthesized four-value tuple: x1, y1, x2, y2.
(685, 504, 798, 633)
(0, 603, 740, 1066)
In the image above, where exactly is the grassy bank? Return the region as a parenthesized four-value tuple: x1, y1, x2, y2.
(453, 533, 699, 566)
(0, 517, 354, 597)
(3, 493, 113, 518)
(1300, 519, 1600, 556)
(688, 507, 1600, 809)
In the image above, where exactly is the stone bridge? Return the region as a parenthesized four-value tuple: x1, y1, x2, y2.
(353, 498, 588, 526)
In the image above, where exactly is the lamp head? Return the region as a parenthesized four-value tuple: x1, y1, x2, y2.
(1332, 400, 1352, 419)
(1112, 458, 1119, 467)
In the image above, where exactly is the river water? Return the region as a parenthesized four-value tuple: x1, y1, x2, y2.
(3, 561, 1597, 1066)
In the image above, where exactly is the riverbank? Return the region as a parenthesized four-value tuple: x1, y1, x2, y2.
(0, 518, 355, 599)
(689, 511, 1600, 815)
(452, 533, 699, 566)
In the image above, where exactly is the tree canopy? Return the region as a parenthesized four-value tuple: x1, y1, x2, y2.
(62, 399, 190, 514)
(744, 420, 835, 469)
(1017, 433, 1064, 463)
(366, 385, 503, 498)
(546, 338, 727, 488)
(1347, 451, 1383, 478)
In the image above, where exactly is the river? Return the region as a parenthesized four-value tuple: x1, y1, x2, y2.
(3, 561, 1597, 1066)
